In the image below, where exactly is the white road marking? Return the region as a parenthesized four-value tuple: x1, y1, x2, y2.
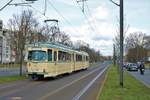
(72, 65, 109, 100)
(11, 96, 22, 100)
(38, 65, 104, 100)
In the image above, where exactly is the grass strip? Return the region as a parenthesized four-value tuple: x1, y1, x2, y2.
(0, 75, 27, 84)
(99, 65, 150, 100)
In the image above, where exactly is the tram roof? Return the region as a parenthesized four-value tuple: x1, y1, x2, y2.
(27, 42, 89, 56)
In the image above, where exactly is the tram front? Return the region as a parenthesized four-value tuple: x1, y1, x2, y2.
(27, 48, 48, 80)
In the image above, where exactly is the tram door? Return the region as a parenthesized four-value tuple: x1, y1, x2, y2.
(54, 51, 57, 75)
(54, 51, 57, 64)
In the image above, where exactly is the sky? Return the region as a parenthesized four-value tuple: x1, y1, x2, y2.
(0, 0, 150, 56)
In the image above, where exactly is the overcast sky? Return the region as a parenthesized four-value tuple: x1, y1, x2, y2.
(0, 0, 150, 56)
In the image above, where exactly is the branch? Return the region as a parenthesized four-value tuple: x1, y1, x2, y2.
(109, 0, 120, 6)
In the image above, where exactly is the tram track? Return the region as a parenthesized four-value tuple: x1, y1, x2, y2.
(0, 62, 109, 100)
(38, 63, 108, 100)
(0, 81, 44, 97)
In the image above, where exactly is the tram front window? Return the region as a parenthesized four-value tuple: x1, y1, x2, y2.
(28, 50, 47, 61)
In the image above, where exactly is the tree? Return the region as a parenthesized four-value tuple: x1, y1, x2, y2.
(126, 47, 147, 62)
(41, 24, 73, 46)
(113, 20, 129, 61)
(74, 40, 102, 62)
(125, 32, 145, 49)
(8, 10, 39, 75)
(125, 32, 147, 62)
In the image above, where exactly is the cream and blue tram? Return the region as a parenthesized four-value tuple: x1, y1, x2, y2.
(26, 42, 89, 79)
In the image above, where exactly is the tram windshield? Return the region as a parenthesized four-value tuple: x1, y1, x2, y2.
(28, 50, 47, 61)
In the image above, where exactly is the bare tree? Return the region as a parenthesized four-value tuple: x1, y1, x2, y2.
(113, 17, 129, 60)
(8, 10, 38, 75)
(74, 40, 102, 62)
(125, 32, 145, 49)
(125, 32, 147, 62)
(41, 24, 73, 46)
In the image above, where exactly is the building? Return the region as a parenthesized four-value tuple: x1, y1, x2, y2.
(144, 36, 150, 62)
(0, 20, 12, 63)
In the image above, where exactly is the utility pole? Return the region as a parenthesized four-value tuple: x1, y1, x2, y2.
(77, 0, 88, 13)
(110, 0, 124, 88)
(120, 0, 124, 88)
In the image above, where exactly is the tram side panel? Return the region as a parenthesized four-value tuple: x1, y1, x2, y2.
(55, 50, 73, 75)
(46, 49, 56, 77)
(74, 54, 83, 71)
(84, 56, 89, 69)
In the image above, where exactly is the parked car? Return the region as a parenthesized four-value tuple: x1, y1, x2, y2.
(127, 63, 138, 71)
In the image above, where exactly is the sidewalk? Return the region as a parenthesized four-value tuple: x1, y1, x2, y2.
(129, 69, 150, 88)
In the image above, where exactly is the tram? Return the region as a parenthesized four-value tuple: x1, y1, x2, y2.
(26, 42, 89, 80)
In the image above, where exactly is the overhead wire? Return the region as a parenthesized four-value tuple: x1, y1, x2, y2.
(20, 0, 49, 19)
(73, 0, 97, 34)
(30, 6, 49, 19)
(85, 1, 112, 36)
(85, 1, 99, 32)
(47, 0, 80, 33)
(20, 0, 79, 34)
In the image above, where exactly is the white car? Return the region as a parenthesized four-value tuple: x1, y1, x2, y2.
(127, 63, 138, 71)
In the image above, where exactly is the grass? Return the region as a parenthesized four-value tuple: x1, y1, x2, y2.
(99, 65, 150, 100)
(0, 75, 27, 84)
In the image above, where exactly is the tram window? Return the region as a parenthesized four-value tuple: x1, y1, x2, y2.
(28, 50, 47, 61)
(54, 51, 57, 61)
(48, 49, 52, 61)
(84, 56, 86, 61)
(58, 51, 71, 62)
(58, 51, 64, 61)
(76, 54, 82, 61)
(86, 56, 89, 61)
(66, 53, 71, 61)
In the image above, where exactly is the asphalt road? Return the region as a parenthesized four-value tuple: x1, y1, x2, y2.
(0, 62, 109, 100)
(129, 69, 150, 88)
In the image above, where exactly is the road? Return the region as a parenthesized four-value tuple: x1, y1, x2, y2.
(129, 69, 150, 88)
(0, 62, 109, 100)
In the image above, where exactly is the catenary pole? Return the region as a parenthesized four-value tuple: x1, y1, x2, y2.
(110, 0, 124, 87)
(120, 0, 124, 88)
